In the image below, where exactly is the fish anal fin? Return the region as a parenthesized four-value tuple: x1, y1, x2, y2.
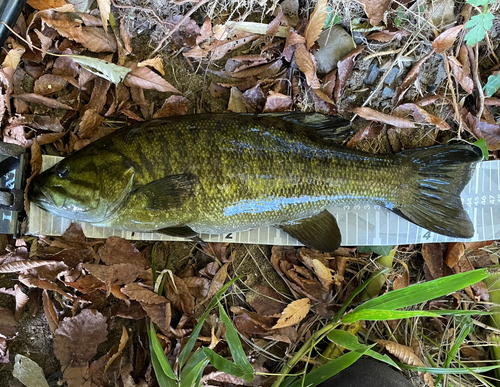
(277, 210, 341, 252)
(156, 225, 198, 238)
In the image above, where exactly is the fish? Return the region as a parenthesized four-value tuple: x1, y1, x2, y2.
(29, 113, 482, 252)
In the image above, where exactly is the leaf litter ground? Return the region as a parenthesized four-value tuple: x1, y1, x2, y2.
(1, 0, 500, 386)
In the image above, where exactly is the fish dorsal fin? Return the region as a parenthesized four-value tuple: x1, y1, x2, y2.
(135, 174, 198, 210)
(277, 210, 341, 252)
(156, 226, 198, 238)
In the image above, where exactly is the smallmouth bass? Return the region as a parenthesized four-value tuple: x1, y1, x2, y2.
(29, 113, 482, 252)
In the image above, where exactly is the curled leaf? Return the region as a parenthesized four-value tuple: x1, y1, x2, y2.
(352, 107, 416, 128)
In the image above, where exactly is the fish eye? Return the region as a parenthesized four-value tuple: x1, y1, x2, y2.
(55, 166, 70, 178)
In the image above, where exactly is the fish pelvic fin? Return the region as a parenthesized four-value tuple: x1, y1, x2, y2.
(392, 144, 482, 238)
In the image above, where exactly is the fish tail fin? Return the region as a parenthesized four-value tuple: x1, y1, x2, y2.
(391, 144, 482, 238)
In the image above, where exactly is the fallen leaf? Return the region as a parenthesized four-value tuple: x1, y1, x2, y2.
(228, 87, 247, 113)
(396, 103, 451, 130)
(14, 93, 73, 110)
(104, 326, 128, 373)
(432, 25, 464, 53)
(267, 8, 288, 38)
(77, 109, 104, 139)
(346, 121, 384, 148)
(27, 0, 67, 10)
(304, 0, 328, 49)
(54, 309, 108, 367)
(138, 57, 165, 76)
(422, 243, 443, 279)
(97, 237, 146, 267)
(13, 354, 50, 387)
(377, 340, 434, 387)
(352, 107, 416, 128)
(467, 115, 500, 150)
(42, 291, 59, 333)
(246, 285, 285, 316)
(272, 298, 310, 329)
(2, 41, 26, 70)
(183, 277, 210, 299)
(0, 307, 17, 339)
(68, 55, 131, 85)
(367, 30, 410, 42)
(125, 66, 180, 93)
(295, 44, 320, 89)
(448, 56, 474, 94)
(121, 283, 171, 331)
(164, 274, 195, 315)
(96, 0, 110, 30)
(358, 0, 392, 26)
(263, 91, 292, 112)
(396, 51, 434, 102)
(153, 95, 189, 118)
(334, 46, 364, 104)
(241, 85, 266, 112)
(14, 285, 29, 320)
(84, 263, 143, 290)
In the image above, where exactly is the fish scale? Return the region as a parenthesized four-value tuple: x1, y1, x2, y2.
(29, 113, 481, 252)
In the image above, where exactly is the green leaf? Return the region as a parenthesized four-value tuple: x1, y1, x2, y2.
(178, 277, 240, 368)
(64, 55, 131, 84)
(180, 351, 208, 387)
(13, 354, 50, 387)
(202, 348, 249, 379)
(466, 0, 489, 5)
(354, 269, 489, 312)
(465, 13, 494, 45)
(358, 245, 393, 256)
(288, 347, 373, 387)
(473, 138, 489, 159)
(180, 349, 206, 384)
(398, 363, 500, 374)
(149, 321, 177, 380)
(341, 309, 486, 323)
(327, 330, 399, 369)
(218, 303, 254, 380)
(484, 73, 500, 97)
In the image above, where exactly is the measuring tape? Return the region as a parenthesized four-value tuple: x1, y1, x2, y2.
(26, 156, 500, 246)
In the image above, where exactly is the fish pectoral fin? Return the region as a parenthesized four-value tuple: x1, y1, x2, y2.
(135, 174, 198, 210)
(156, 225, 198, 238)
(277, 210, 341, 253)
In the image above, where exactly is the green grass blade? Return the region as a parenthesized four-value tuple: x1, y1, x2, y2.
(180, 349, 206, 384)
(218, 303, 254, 379)
(342, 309, 486, 323)
(327, 330, 399, 369)
(149, 321, 178, 380)
(178, 277, 240, 368)
(288, 346, 374, 387)
(398, 363, 500, 374)
(354, 269, 488, 312)
(202, 347, 250, 379)
(180, 353, 209, 387)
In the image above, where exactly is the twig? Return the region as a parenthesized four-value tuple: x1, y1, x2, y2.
(442, 54, 462, 136)
(468, 44, 485, 121)
(484, 32, 499, 64)
(149, 0, 210, 57)
(111, 0, 175, 29)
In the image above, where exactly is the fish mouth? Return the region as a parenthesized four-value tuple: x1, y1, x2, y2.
(29, 183, 66, 209)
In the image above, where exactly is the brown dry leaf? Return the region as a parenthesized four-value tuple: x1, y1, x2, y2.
(358, 0, 392, 26)
(63, 365, 90, 387)
(97, 237, 146, 267)
(396, 51, 434, 103)
(432, 25, 464, 53)
(104, 326, 128, 373)
(272, 298, 310, 329)
(304, 0, 328, 49)
(422, 243, 444, 279)
(448, 56, 474, 94)
(263, 91, 292, 112)
(121, 283, 171, 331)
(346, 121, 384, 148)
(2, 40, 26, 70)
(54, 309, 108, 367)
(27, 0, 67, 10)
(125, 66, 180, 93)
(14, 285, 29, 320)
(63, 274, 105, 294)
(153, 95, 189, 118)
(352, 107, 416, 128)
(42, 290, 59, 333)
(0, 338, 8, 363)
(40, 15, 117, 52)
(396, 103, 451, 130)
(335, 46, 364, 104)
(14, 93, 73, 110)
(446, 243, 489, 301)
(295, 44, 320, 89)
(83, 263, 143, 289)
(377, 340, 434, 386)
(203, 262, 229, 304)
(0, 259, 65, 273)
(164, 274, 195, 315)
(242, 85, 266, 113)
(228, 87, 247, 113)
(470, 117, 500, 150)
(78, 109, 104, 139)
(183, 277, 210, 299)
(138, 57, 165, 76)
(367, 30, 410, 42)
(247, 285, 285, 316)
(96, 0, 110, 30)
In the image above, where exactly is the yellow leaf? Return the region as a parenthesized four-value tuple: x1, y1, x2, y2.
(272, 298, 310, 329)
(312, 259, 333, 289)
(304, 0, 328, 50)
(2, 40, 25, 70)
(138, 57, 165, 76)
(97, 0, 111, 30)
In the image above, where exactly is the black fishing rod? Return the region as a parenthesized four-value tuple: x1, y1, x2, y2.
(0, 0, 27, 47)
